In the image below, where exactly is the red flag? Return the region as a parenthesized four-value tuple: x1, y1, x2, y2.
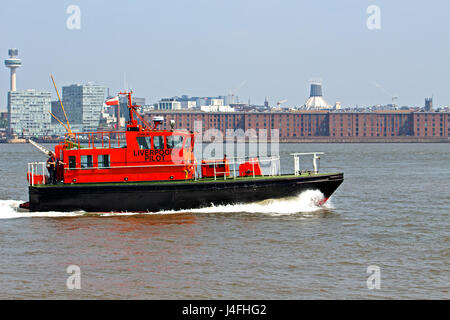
(105, 96, 119, 106)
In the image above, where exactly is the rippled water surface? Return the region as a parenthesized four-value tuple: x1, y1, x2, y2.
(0, 143, 449, 299)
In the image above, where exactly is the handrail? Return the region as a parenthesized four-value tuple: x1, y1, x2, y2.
(27, 162, 46, 186)
(28, 156, 282, 185)
(64, 162, 197, 170)
(203, 155, 280, 180)
(59, 156, 281, 180)
(290, 152, 324, 174)
(65, 130, 127, 149)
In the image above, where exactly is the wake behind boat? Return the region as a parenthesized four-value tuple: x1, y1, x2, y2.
(21, 91, 343, 212)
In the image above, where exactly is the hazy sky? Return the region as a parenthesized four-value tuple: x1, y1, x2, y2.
(1, 0, 449, 110)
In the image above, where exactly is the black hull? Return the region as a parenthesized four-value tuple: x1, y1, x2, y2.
(28, 173, 343, 212)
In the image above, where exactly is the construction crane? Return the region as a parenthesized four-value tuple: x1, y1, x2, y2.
(229, 80, 247, 104)
(373, 82, 399, 107)
(50, 75, 73, 135)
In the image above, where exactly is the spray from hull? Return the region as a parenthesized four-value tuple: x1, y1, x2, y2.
(1, 190, 332, 219)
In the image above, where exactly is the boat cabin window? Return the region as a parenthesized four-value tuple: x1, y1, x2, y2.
(80, 155, 93, 169)
(167, 135, 183, 149)
(68, 156, 76, 169)
(98, 155, 110, 168)
(137, 136, 151, 149)
(153, 136, 165, 149)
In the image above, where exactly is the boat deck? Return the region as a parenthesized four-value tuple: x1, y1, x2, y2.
(32, 172, 341, 188)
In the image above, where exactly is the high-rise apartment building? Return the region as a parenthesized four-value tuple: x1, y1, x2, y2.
(7, 89, 51, 137)
(62, 83, 106, 132)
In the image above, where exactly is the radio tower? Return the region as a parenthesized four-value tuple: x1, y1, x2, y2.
(4, 49, 22, 92)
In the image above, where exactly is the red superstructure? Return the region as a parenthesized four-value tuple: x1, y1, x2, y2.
(52, 92, 197, 184)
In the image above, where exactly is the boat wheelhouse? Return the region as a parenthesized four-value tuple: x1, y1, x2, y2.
(39, 92, 196, 184)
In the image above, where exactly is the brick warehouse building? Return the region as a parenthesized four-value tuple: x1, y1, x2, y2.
(329, 111, 414, 138)
(413, 112, 449, 138)
(143, 110, 449, 141)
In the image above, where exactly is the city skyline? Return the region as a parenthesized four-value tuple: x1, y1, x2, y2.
(2, 1, 450, 110)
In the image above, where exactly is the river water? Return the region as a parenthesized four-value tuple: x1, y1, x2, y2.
(0, 143, 448, 299)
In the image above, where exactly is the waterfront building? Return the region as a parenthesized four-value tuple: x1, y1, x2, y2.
(164, 95, 231, 110)
(176, 95, 198, 109)
(200, 105, 235, 112)
(62, 83, 106, 132)
(142, 109, 449, 140)
(7, 89, 51, 137)
(51, 101, 67, 124)
(184, 101, 197, 109)
(192, 97, 208, 107)
(413, 112, 449, 138)
(140, 104, 155, 113)
(157, 98, 182, 111)
(0, 112, 8, 129)
(328, 111, 414, 137)
(210, 98, 224, 106)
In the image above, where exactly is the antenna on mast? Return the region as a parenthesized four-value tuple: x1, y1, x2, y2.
(118, 91, 152, 130)
(124, 72, 128, 91)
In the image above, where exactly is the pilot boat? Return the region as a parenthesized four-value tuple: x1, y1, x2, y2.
(22, 92, 343, 212)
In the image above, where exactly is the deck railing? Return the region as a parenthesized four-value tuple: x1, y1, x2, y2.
(290, 152, 324, 175)
(28, 156, 281, 185)
(65, 131, 127, 149)
(63, 160, 198, 171)
(27, 162, 46, 186)
(201, 155, 281, 181)
(28, 154, 325, 185)
(62, 157, 280, 180)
